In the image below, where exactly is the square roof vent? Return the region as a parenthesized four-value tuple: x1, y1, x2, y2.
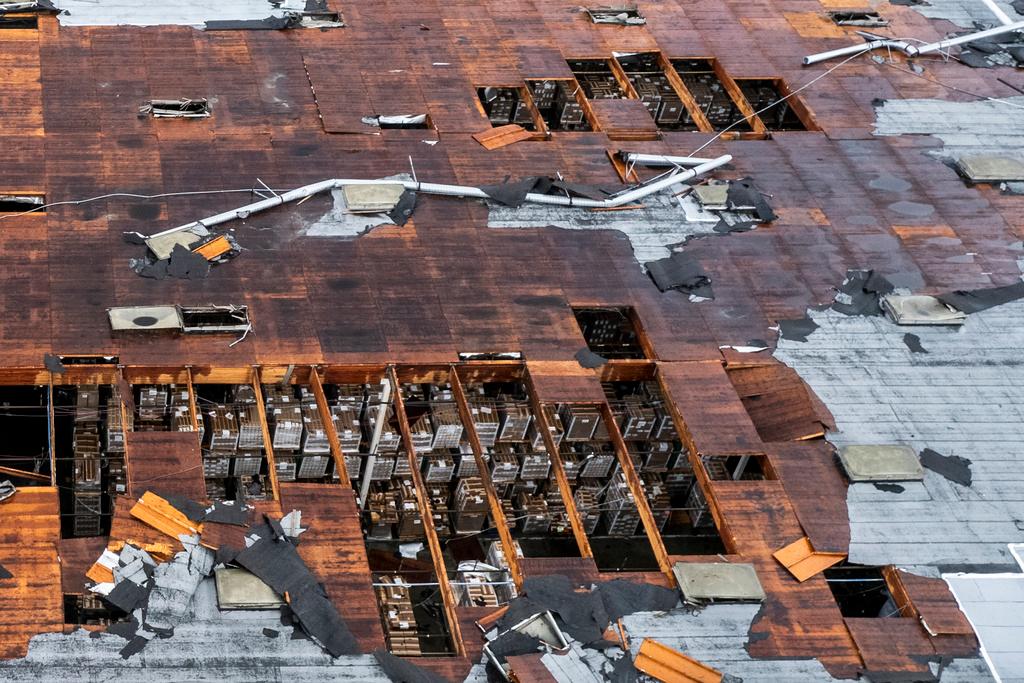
(214, 567, 284, 610)
(673, 562, 766, 603)
(838, 444, 923, 482)
(881, 295, 966, 326)
(956, 155, 1024, 184)
(108, 305, 182, 332)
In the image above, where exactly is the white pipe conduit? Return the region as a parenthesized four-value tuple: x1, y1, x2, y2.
(147, 154, 732, 239)
(619, 152, 718, 167)
(802, 12, 1024, 65)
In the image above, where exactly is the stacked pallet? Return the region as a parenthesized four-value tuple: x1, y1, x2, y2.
(468, 398, 499, 447)
(376, 576, 421, 656)
(603, 471, 640, 536)
(497, 401, 532, 442)
(429, 403, 463, 450)
(573, 485, 602, 534)
(560, 404, 602, 441)
(453, 477, 487, 533)
(529, 404, 564, 449)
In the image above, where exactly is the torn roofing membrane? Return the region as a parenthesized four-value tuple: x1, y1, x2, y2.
(775, 295, 1024, 568)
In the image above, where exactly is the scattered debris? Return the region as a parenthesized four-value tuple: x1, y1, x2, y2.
(919, 448, 973, 487)
(645, 252, 713, 299)
(776, 315, 819, 342)
(903, 333, 928, 354)
(262, 628, 280, 638)
(129, 232, 240, 280)
(585, 6, 645, 25)
(831, 269, 894, 316)
(0, 480, 13, 503)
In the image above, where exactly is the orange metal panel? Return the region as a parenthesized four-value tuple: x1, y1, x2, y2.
(472, 123, 533, 149)
(192, 234, 232, 260)
(773, 537, 846, 582)
(634, 638, 723, 683)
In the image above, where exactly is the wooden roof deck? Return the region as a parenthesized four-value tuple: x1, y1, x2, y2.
(0, 0, 1015, 677)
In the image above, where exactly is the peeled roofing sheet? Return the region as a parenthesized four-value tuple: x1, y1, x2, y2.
(775, 298, 1024, 568)
(53, 0, 293, 27)
(945, 545, 1024, 683)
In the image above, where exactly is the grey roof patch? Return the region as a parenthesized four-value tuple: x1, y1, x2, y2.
(52, 0, 334, 28)
(775, 296, 1024, 568)
(838, 444, 924, 482)
(874, 96, 1024, 169)
(673, 562, 766, 603)
(488, 188, 728, 265)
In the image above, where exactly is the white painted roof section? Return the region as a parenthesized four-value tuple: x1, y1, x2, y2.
(775, 299, 1024, 568)
(53, 0, 303, 27)
(945, 545, 1024, 683)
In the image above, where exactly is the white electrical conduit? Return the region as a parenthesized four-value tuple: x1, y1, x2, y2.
(147, 155, 732, 240)
(979, 0, 1015, 26)
(620, 152, 722, 167)
(913, 19, 1024, 55)
(802, 19, 1024, 65)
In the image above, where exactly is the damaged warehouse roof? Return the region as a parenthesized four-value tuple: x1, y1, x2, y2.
(0, 0, 1023, 680)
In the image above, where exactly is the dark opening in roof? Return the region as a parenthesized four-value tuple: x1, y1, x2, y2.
(825, 563, 900, 618)
(572, 307, 646, 359)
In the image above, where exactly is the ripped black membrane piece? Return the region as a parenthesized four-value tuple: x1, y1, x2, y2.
(0, 562, 11, 580)
(43, 353, 66, 374)
(874, 483, 905, 494)
(831, 269, 894, 316)
(479, 176, 620, 208)
(234, 523, 359, 657)
(937, 281, 1024, 314)
(645, 252, 714, 299)
(575, 347, 607, 369)
(778, 315, 819, 342)
(205, 15, 301, 30)
(919, 448, 972, 487)
(727, 179, 777, 222)
(903, 333, 928, 354)
(387, 191, 417, 226)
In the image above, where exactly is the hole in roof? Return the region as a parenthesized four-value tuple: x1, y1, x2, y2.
(140, 99, 211, 119)
(828, 10, 887, 26)
(0, 16, 38, 29)
(825, 563, 901, 618)
(0, 194, 45, 213)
